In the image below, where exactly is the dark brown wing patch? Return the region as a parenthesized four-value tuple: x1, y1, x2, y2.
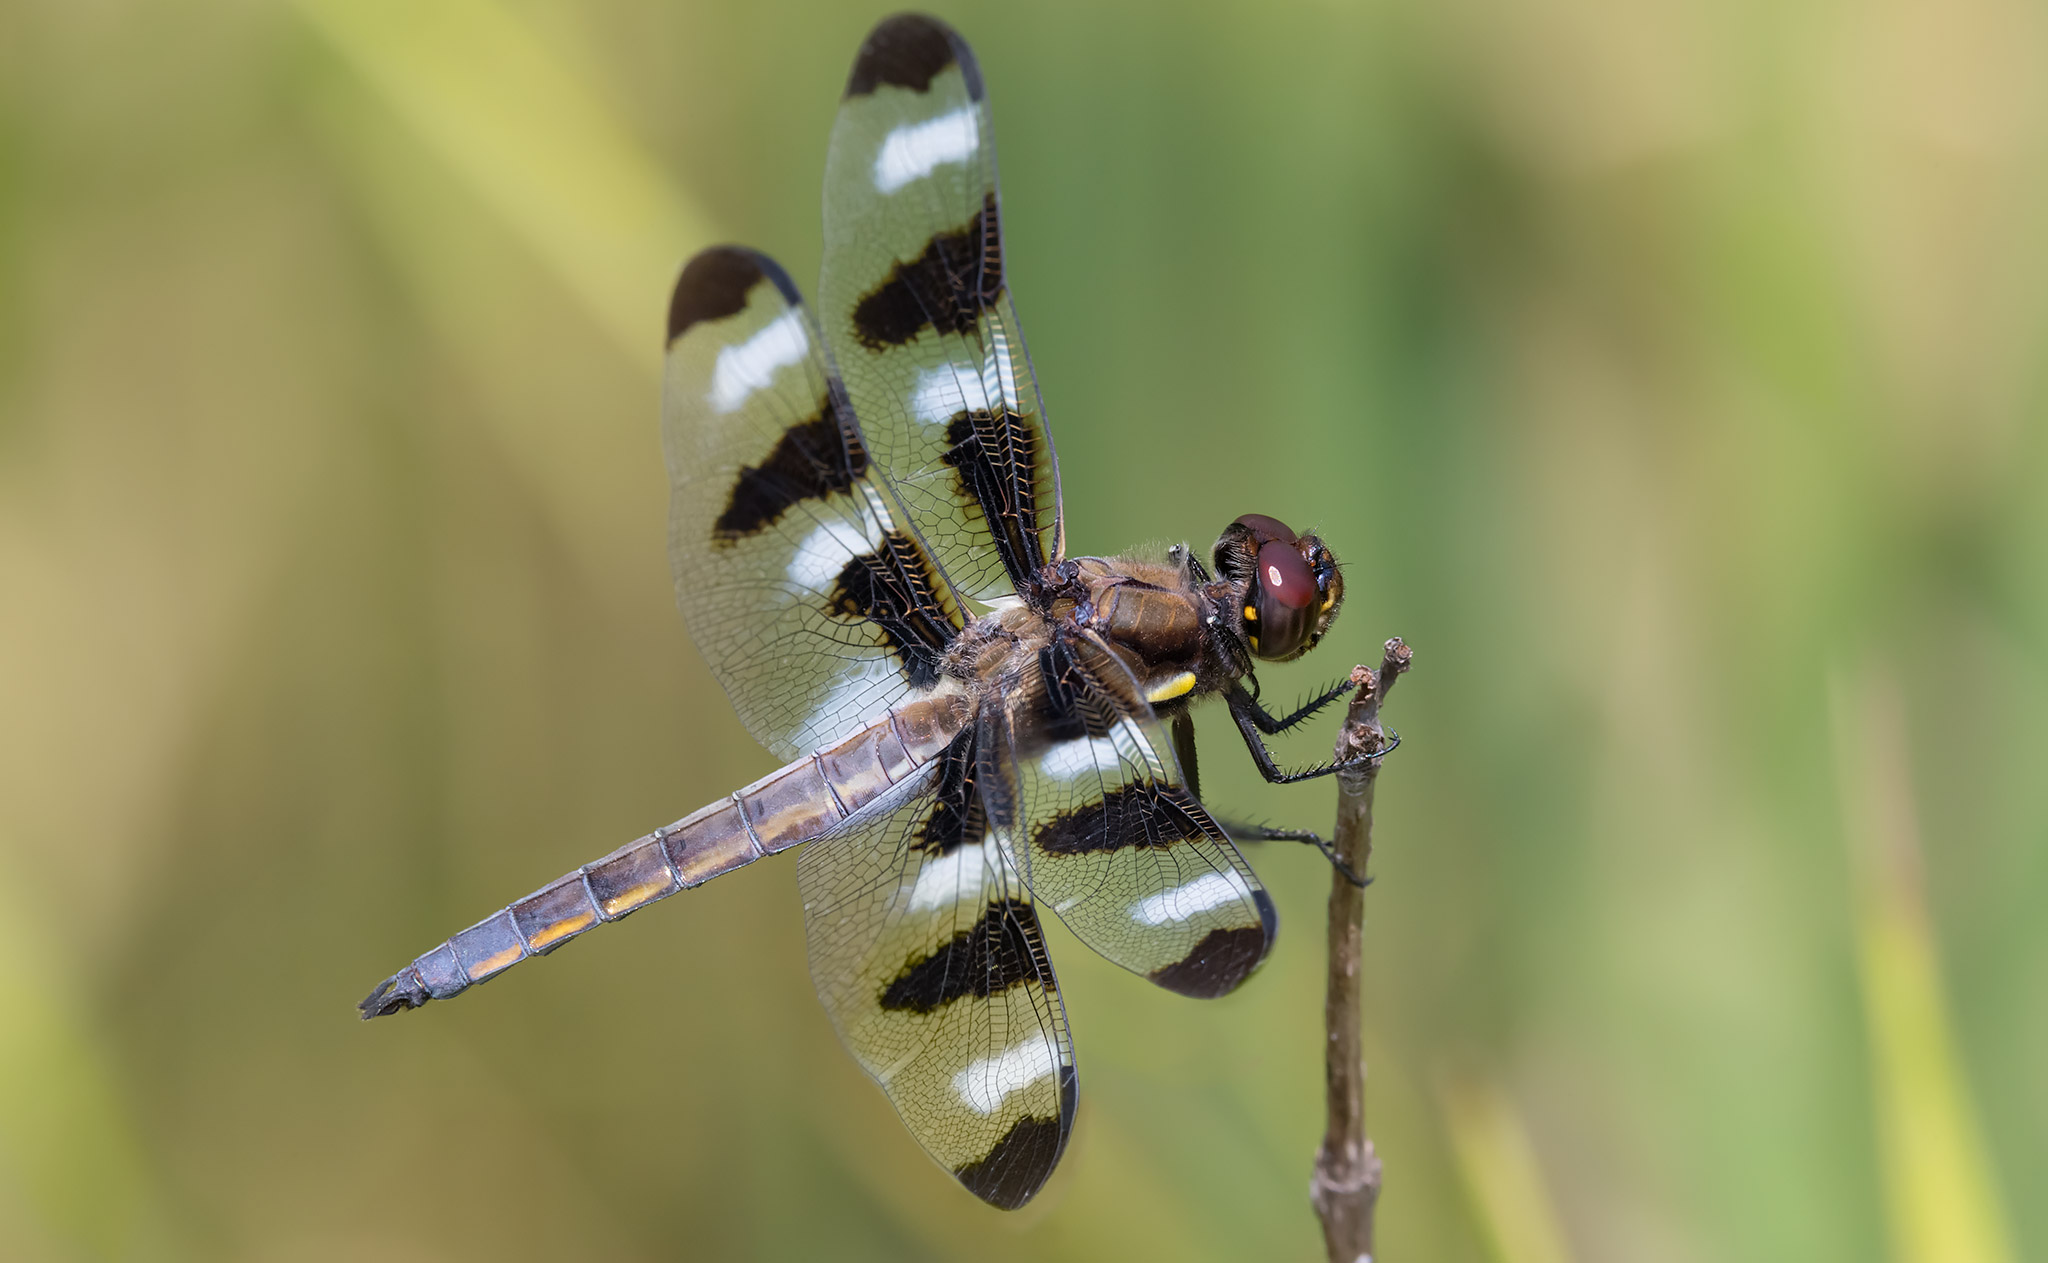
(984, 633, 1277, 999)
(668, 243, 957, 760)
(850, 194, 1001, 350)
(1147, 922, 1275, 999)
(828, 531, 956, 688)
(880, 898, 1052, 1013)
(1033, 784, 1208, 856)
(668, 247, 766, 343)
(953, 1101, 1072, 1210)
(916, 729, 984, 855)
(844, 13, 983, 100)
(798, 750, 1076, 1212)
(711, 395, 870, 543)
(940, 405, 1046, 587)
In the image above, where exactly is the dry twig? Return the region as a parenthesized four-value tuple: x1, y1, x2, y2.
(1310, 637, 1412, 1263)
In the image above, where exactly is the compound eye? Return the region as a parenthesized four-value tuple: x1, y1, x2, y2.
(1234, 513, 1299, 546)
(1256, 539, 1315, 610)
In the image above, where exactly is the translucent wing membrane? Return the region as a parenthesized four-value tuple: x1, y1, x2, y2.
(799, 749, 1076, 1209)
(665, 246, 964, 760)
(819, 14, 1062, 605)
(983, 635, 1276, 997)
(361, 17, 1277, 1215)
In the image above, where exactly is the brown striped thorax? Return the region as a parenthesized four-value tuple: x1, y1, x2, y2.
(941, 517, 1346, 742)
(358, 13, 1371, 1214)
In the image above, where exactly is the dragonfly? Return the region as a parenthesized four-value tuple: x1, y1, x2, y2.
(360, 13, 1375, 1209)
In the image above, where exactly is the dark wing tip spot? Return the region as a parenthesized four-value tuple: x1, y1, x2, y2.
(954, 1105, 1070, 1209)
(845, 13, 981, 99)
(668, 246, 783, 344)
(1147, 924, 1271, 999)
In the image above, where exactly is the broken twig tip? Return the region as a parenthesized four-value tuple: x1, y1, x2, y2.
(1382, 637, 1412, 677)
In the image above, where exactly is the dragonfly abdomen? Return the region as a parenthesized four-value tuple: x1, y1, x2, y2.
(358, 694, 969, 1018)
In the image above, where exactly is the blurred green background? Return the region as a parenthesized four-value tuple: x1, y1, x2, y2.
(2, 0, 2041, 1259)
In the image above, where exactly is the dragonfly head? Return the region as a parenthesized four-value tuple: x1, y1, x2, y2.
(1213, 514, 1344, 663)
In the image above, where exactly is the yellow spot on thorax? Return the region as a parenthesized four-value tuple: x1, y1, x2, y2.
(1145, 671, 1197, 703)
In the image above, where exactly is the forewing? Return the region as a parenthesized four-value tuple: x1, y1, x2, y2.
(819, 15, 1062, 604)
(798, 737, 1077, 1209)
(982, 636, 1277, 998)
(664, 246, 964, 761)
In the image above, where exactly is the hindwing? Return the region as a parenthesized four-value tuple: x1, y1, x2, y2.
(982, 635, 1276, 997)
(798, 756, 1076, 1209)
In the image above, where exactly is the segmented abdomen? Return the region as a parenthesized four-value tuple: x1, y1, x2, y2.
(358, 694, 968, 1017)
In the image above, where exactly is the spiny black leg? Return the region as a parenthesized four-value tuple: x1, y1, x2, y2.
(1240, 677, 1355, 736)
(1178, 710, 1365, 885)
(1226, 684, 1400, 784)
(1217, 820, 1370, 888)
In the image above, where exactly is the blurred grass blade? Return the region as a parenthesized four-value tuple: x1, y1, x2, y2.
(1831, 667, 2014, 1263)
(304, 75, 667, 580)
(1441, 1074, 1574, 1263)
(294, 0, 717, 374)
(0, 871, 167, 1261)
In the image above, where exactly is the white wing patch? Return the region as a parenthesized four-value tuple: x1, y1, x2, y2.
(709, 308, 811, 414)
(800, 657, 906, 751)
(1038, 736, 1123, 783)
(986, 318, 1019, 413)
(872, 106, 981, 194)
(1037, 721, 1155, 783)
(1132, 871, 1254, 927)
(952, 1032, 1062, 1116)
(910, 363, 990, 426)
(786, 518, 881, 591)
(907, 834, 995, 912)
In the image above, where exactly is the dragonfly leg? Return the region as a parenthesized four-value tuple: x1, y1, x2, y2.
(1238, 677, 1355, 735)
(1216, 819, 1370, 888)
(1225, 685, 1399, 784)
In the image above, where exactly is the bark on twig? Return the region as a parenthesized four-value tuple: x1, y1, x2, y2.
(1310, 637, 1411, 1263)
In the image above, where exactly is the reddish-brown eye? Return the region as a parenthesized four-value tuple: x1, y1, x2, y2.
(1257, 539, 1315, 609)
(1234, 513, 1299, 546)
